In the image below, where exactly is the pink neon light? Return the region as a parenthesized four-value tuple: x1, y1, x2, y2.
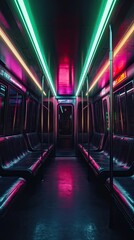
(98, 53, 130, 89)
(59, 64, 69, 85)
(0, 98, 2, 108)
(58, 177, 73, 198)
(10, 77, 26, 92)
(71, 66, 74, 85)
(0, 67, 26, 92)
(57, 59, 74, 95)
(57, 165, 74, 199)
(1, 42, 23, 81)
(97, 25, 134, 90)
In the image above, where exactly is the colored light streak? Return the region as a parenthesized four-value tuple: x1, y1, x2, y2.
(0, 27, 46, 95)
(86, 22, 134, 95)
(59, 64, 69, 85)
(14, 0, 56, 96)
(58, 61, 74, 95)
(0, 67, 26, 92)
(76, 0, 117, 96)
(60, 105, 63, 113)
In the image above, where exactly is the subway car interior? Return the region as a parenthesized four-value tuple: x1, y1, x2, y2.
(0, 0, 134, 239)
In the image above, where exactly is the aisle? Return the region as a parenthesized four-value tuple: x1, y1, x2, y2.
(0, 156, 133, 240)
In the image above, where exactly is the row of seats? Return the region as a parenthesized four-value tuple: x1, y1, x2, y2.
(78, 132, 134, 229)
(105, 176, 134, 229)
(25, 132, 53, 151)
(79, 133, 134, 179)
(0, 132, 54, 218)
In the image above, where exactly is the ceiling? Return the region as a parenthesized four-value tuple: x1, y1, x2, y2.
(1, 0, 134, 97)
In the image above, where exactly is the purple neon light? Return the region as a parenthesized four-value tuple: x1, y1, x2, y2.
(0, 67, 26, 92)
(1, 42, 23, 81)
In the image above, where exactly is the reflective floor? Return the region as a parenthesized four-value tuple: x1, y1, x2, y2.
(0, 155, 133, 240)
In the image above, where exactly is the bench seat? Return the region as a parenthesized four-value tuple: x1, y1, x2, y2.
(0, 176, 26, 217)
(0, 135, 49, 180)
(80, 132, 105, 151)
(78, 135, 134, 179)
(25, 132, 53, 151)
(105, 176, 134, 229)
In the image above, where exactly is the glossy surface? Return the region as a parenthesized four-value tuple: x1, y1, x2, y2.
(0, 27, 44, 94)
(106, 176, 134, 225)
(1, 157, 133, 239)
(0, 177, 26, 216)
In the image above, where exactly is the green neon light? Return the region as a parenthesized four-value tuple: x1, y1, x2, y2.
(75, 0, 117, 96)
(14, 0, 57, 97)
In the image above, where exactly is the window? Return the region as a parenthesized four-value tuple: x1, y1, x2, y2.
(0, 83, 6, 135)
(94, 100, 104, 133)
(126, 82, 134, 136)
(78, 102, 82, 132)
(7, 87, 23, 134)
(114, 81, 134, 136)
(114, 93, 122, 134)
(26, 97, 38, 132)
(58, 105, 73, 135)
(120, 89, 127, 135)
(83, 106, 87, 133)
(41, 104, 48, 133)
(103, 98, 109, 132)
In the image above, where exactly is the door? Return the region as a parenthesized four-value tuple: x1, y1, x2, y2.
(57, 104, 74, 149)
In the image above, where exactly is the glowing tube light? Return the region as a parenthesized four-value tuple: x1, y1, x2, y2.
(0, 27, 46, 95)
(76, 0, 117, 96)
(86, 22, 134, 95)
(14, 0, 56, 97)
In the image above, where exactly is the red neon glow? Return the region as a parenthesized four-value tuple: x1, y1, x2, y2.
(0, 67, 26, 92)
(1, 42, 23, 81)
(0, 98, 2, 108)
(59, 64, 69, 85)
(58, 176, 73, 198)
(0, 27, 44, 93)
(57, 57, 74, 95)
(71, 66, 74, 86)
(57, 165, 74, 200)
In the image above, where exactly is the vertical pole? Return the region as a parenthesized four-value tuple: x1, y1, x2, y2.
(48, 90, 50, 149)
(81, 90, 84, 147)
(87, 77, 90, 158)
(41, 75, 44, 150)
(24, 97, 28, 131)
(109, 25, 114, 228)
(52, 96, 54, 147)
(81, 50, 84, 147)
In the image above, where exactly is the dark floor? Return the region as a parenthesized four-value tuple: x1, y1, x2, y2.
(55, 148, 76, 157)
(0, 153, 133, 240)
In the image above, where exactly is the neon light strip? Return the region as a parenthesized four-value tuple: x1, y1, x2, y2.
(14, 0, 56, 97)
(0, 27, 46, 95)
(76, 0, 117, 96)
(60, 105, 63, 113)
(86, 22, 134, 95)
(0, 67, 26, 92)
